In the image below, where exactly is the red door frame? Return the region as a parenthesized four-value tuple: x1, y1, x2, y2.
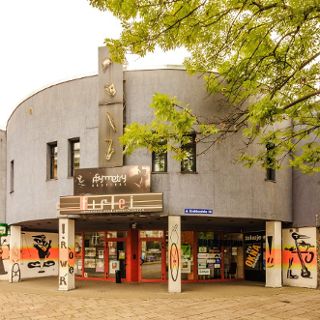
(105, 237, 127, 282)
(76, 232, 128, 282)
(138, 233, 166, 282)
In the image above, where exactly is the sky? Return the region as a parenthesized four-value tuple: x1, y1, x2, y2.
(0, 0, 188, 130)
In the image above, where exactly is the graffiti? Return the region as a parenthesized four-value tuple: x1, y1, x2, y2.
(59, 221, 75, 290)
(266, 236, 274, 268)
(285, 232, 314, 279)
(169, 224, 180, 282)
(0, 238, 9, 275)
(10, 263, 21, 282)
(27, 234, 55, 273)
(245, 244, 261, 269)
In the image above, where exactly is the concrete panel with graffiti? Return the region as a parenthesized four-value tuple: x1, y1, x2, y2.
(0, 236, 10, 280)
(20, 232, 58, 278)
(282, 228, 317, 288)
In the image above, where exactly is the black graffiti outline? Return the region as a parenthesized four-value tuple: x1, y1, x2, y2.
(287, 257, 298, 279)
(285, 232, 315, 279)
(11, 263, 21, 282)
(169, 224, 180, 282)
(29, 235, 55, 273)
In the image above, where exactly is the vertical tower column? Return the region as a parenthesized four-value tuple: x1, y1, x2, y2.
(58, 218, 75, 291)
(168, 216, 181, 293)
(266, 220, 282, 287)
(9, 225, 21, 283)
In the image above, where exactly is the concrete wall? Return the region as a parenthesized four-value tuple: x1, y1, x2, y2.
(124, 69, 292, 222)
(0, 130, 6, 223)
(6, 77, 99, 225)
(6, 68, 292, 225)
(293, 170, 320, 227)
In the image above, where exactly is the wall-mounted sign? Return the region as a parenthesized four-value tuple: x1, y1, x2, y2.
(0, 224, 8, 236)
(198, 268, 210, 276)
(74, 166, 150, 195)
(109, 260, 119, 274)
(184, 209, 213, 215)
(244, 232, 264, 271)
(59, 193, 163, 215)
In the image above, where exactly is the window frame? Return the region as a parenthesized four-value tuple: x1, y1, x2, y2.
(69, 138, 80, 177)
(265, 142, 276, 182)
(10, 160, 14, 193)
(47, 141, 58, 180)
(181, 133, 197, 173)
(152, 140, 168, 173)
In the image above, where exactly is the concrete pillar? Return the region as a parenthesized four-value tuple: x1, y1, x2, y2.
(168, 216, 181, 293)
(9, 225, 21, 283)
(58, 218, 75, 290)
(266, 221, 282, 287)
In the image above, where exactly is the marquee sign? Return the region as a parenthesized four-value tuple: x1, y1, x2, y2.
(59, 193, 163, 215)
(74, 166, 150, 195)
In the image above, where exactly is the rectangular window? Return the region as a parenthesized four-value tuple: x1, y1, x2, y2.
(152, 141, 167, 173)
(266, 168, 276, 181)
(181, 133, 196, 173)
(47, 142, 58, 179)
(266, 142, 276, 182)
(69, 138, 80, 176)
(10, 160, 14, 193)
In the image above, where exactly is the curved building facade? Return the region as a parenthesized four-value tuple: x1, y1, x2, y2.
(0, 47, 318, 291)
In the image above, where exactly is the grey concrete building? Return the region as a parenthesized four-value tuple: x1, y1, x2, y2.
(0, 47, 319, 291)
(0, 130, 6, 224)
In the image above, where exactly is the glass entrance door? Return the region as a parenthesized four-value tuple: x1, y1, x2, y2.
(106, 240, 126, 280)
(139, 231, 165, 281)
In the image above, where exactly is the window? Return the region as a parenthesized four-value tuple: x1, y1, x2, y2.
(10, 160, 14, 193)
(266, 142, 276, 181)
(181, 133, 196, 173)
(69, 138, 80, 176)
(47, 142, 58, 179)
(152, 141, 167, 173)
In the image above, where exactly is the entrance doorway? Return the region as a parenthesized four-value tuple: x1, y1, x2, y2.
(106, 240, 126, 280)
(75, 231, 127, 281)
(139, 231, 166, 282)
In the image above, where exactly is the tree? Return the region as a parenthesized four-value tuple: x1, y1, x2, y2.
(90, 0, 320, 172)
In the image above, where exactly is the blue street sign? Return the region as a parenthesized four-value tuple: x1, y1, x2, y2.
(184, 208, 213, 215)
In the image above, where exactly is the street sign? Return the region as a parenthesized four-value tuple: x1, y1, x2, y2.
(184, 209, 213, 215)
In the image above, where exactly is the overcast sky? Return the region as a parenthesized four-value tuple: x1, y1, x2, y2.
(0, 0, 187, 130)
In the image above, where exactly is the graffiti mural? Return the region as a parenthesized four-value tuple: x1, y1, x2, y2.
(169, 224, 180, 282)
(266, 236, 274, 268)
(21, 232, 58, 278)
(283, 228, 317, 288)
(0, 236, 10, 280)
(27, 235, 55, 272)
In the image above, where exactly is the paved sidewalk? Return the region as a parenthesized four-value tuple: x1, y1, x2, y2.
(0, 278, 320, 319)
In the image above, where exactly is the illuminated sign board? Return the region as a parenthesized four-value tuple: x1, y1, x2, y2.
(59, 193, 163, 215)
(74, 166, 150, 195)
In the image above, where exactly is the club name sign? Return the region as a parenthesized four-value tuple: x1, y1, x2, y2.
(59, 193, 163, 215)
(74, 165, 150, 195)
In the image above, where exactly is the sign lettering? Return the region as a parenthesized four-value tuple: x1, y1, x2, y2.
(59, 193, 163, 215)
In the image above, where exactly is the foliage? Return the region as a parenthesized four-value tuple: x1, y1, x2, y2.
(90, 0, 320, 172)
